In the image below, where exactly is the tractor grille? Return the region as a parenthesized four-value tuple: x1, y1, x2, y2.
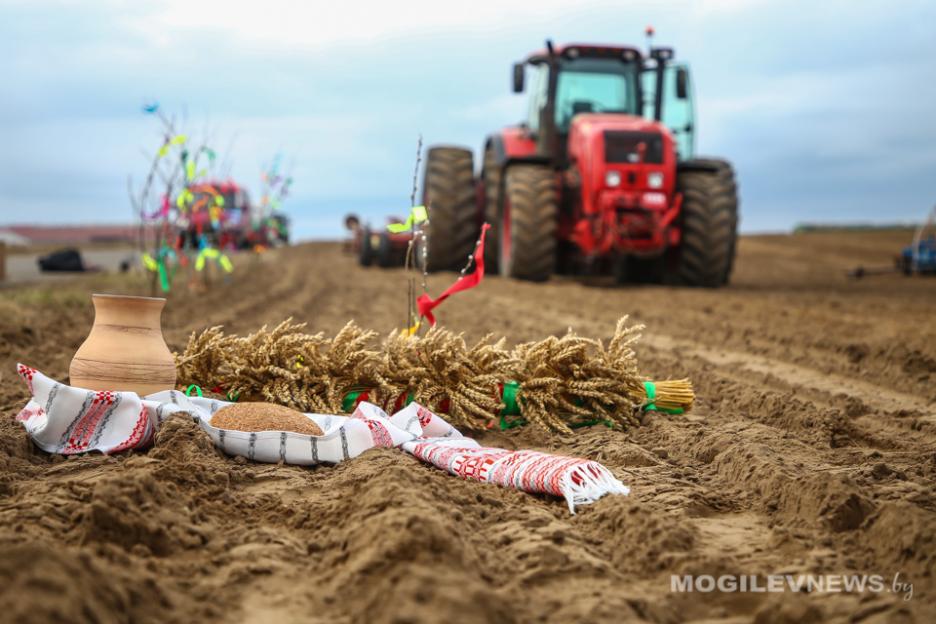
(604, 131, 663, 164)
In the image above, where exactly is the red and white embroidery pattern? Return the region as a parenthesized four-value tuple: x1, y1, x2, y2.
(417, 405, 434, 427)
(109, 406, 153, 454)
(405, 408, 628, 510)
(352, 405, 394, 447)
(17, 364, 36, 393)
(15, 405, 43, 423)
(62, 391, 118, 454)
(452, 454, 496, 481)
(364, 418, 393, 447)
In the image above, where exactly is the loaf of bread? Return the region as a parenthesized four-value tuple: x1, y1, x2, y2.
(210, 402, 323, 436)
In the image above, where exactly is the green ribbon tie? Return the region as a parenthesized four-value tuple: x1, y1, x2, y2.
(500, 381, 520, 416)
(342, 390, 363, 413)
(642, 381, 684, 415)
(644, 381, 657, 412)
(185, 384, 203, 397)
(498, 381, 526, 430)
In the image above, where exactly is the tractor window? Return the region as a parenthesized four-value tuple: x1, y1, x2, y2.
(642, 63, 696, 159)
(526, 63, 549, 133)
(554, 57, 638, 131)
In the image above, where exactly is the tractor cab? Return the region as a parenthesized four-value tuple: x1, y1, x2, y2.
(515, 42, 696, 161)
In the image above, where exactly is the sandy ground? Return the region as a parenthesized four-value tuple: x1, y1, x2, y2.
(1, 230, 934, 623)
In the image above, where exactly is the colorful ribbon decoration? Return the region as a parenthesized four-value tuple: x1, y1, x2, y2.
(387, 205, 428, 233)
(416, 223, 490, 326)
(195, 247, 234, 273)
(141, 194, 171, 221)
(176, 188, 194, 208)
(141, 246, 177, 292)
(157, 134, 188, 158)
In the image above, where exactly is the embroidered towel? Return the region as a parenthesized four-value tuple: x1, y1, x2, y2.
(15, 364, 628, 512)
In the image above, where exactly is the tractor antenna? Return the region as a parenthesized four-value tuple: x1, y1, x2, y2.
(645, 25, 655, 53)
(545, 39, 555, 56)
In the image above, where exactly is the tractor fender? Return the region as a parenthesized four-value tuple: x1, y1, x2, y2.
(677, 158, 732, 174)
(484, 133, 551, 206)
(485, 128, 543, 170)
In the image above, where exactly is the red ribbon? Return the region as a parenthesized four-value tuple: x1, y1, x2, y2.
(416, 223, 490, 326)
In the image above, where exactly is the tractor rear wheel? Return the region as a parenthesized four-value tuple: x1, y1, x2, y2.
(376, 231, 398, 268)
(500, 164, 558, 281)
(423, 146, 478, 272)
(481, 143, 501, 273)
(358, 227, 375, 267)
(671, 160, 738, 287)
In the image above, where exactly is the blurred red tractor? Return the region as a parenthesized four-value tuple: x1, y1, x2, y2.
(422, 37, 739, 286)
(347, 214, 411, 268)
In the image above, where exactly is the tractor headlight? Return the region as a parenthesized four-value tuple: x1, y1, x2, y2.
(647, 172, 664, 189)
(605, 171, 622, 187)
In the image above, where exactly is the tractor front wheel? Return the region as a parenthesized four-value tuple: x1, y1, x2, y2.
(500, 164, 558, 281)
(423, 146, 478, 272)
(671, 160, 739, 287)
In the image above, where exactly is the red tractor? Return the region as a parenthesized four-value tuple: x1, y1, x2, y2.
(422, 38, 738, 286)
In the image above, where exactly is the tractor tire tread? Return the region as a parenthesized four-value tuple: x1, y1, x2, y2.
(503, 165, 558, 281)
(672, 160, 739, 287)
(482, 144, 501, 272)
(424, 146, 478, 271)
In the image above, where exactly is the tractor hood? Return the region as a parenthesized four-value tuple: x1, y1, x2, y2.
(568, 113, 676, 170)
(568, 113, 672, 145)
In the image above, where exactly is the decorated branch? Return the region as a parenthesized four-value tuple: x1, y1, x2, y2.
(129, 103, 296, 294)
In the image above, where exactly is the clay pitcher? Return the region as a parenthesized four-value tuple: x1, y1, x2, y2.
(69, 294, 176, 396)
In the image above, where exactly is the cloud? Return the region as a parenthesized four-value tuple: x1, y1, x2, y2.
(145, 0, 628, 49)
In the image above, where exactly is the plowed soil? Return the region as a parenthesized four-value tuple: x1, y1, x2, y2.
(1, 229, 934, 623)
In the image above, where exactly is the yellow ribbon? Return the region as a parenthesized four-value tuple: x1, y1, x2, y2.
(196, 247, 234, 273)
(176, 188, 194, 209)
(400, 320, 421, 337)
(141, 253, 158, 271)
(387, 205, 428, 233)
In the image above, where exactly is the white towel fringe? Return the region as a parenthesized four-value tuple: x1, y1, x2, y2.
(561, 463, 630, 514)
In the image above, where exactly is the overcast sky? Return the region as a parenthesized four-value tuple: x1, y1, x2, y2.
(2, 0, 935, 239)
